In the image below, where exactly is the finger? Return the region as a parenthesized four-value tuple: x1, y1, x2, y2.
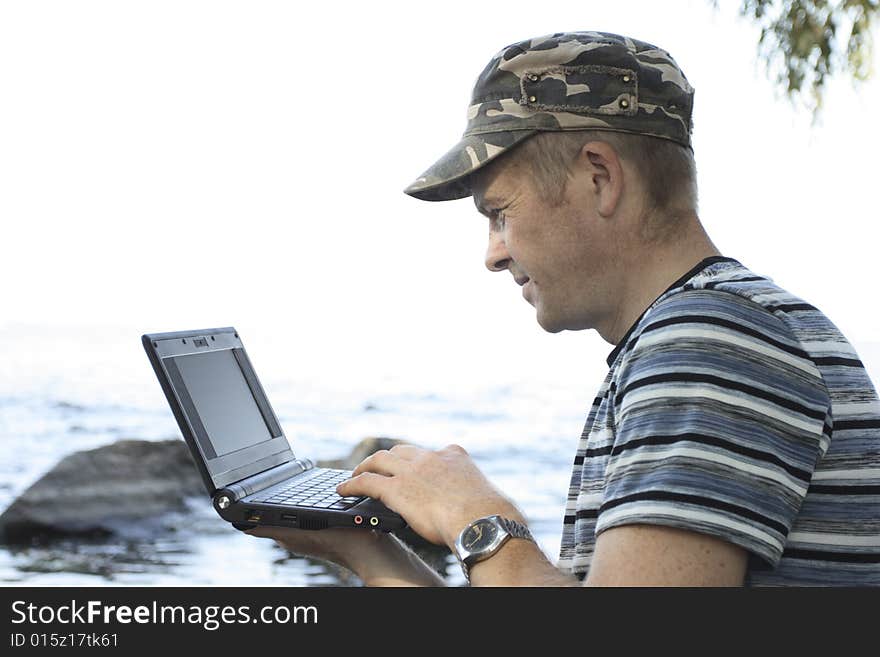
(245, 526, 288, 539)
(351, 449, 402, 477)
(442, 443, 469, 456)
(388, 443, 423, 460)
(337, 471, 393, 502)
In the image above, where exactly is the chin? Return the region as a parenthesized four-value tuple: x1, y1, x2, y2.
(535, 309, 567, 334)
(536, 304, 591, 334)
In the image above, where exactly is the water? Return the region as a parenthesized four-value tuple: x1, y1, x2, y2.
(4, 323, 878, 586)
(0, 323, 595, 586)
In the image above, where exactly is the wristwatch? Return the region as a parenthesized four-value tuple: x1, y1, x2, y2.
(453, 515, 535, 584)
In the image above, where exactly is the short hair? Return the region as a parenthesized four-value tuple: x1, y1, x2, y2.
(500, 130, 699, 243)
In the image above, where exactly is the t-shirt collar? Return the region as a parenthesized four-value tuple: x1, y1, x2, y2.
(605, 256, 741, 367)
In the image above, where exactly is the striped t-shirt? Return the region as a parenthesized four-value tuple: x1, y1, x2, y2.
(558, 256, 880, 585)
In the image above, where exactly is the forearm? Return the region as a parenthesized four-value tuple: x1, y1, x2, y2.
(466, 539, 580, 587)
(336, 531, 446, 587)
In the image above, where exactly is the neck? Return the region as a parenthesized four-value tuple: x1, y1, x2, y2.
(598, 215, 722, 347)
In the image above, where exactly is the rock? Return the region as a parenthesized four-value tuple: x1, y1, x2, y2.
(0, 435, 453, 578)
(0, 439, 203, 543)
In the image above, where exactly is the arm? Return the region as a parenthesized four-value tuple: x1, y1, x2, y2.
(338, 444, 748, 586)
(585, 524, 747, 586)
(463, 523, 747, 586)
(245, 524, 446, 587)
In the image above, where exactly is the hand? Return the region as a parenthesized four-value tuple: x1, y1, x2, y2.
(336, 443, 526, 549)
(244, 525, 379, 572)
(244, 525, 446, 587)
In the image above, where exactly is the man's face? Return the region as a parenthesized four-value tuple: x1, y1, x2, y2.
(472, 155, 621, 334)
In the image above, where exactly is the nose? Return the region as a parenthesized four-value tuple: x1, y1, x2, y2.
(484, 229, 511, 272)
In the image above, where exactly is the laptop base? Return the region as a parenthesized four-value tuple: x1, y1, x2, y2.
(222, 497, 405, 532)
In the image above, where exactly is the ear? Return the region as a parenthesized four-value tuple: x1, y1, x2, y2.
(576, 141, 625, 218)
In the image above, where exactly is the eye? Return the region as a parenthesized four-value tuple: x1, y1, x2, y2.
(490, 208, 508, 232)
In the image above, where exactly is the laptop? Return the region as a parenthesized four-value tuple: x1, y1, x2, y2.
(141, 326, 405, 532)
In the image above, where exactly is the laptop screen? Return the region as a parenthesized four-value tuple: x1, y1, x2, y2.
(170, 349, 275, 458)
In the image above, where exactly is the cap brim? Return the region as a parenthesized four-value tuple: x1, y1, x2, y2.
(403, 130, 538, 202)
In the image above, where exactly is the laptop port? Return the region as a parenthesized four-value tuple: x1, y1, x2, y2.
(369, 517, 379, 527)
(281, 514, 298, 523)
(246, 510, 262, 523)
(354, 515, 364, 525)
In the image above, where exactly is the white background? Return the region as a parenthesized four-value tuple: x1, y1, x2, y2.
(2, 0, 878, 388)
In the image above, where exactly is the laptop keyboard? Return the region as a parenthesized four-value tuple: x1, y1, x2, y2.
(251, 468, 365, 510)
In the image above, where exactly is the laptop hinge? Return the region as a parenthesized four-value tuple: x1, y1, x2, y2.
(219, 458, 314, 503)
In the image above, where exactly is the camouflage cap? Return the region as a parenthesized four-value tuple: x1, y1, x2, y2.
(404, 31, 695, 202)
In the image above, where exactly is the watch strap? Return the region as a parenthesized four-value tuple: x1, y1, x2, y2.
(498, 516, 533, 542)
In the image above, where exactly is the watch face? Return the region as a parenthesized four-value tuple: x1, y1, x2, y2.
(461, 519, 498, 552)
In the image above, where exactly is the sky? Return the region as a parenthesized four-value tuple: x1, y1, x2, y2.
(1, 0, 878, 388)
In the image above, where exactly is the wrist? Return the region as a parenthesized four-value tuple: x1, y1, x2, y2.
(444, 503, 526, 550)
(452, 514, 536, 585)
(466, 536, 543, 586)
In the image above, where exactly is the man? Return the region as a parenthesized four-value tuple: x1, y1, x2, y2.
(249, 31, 880, 585)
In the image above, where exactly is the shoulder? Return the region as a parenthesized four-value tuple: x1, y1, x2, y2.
(620, 286, 819, 378)
(611, 284, 832, 434)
